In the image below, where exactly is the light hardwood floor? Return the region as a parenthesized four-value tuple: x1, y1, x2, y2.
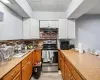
(31, 72, 62, 80)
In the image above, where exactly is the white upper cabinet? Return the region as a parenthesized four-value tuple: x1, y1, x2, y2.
(40, 21, 49, 28)
(58, 19, 75, 39)
(58, 19, 67, 39)
(23, 18, 31, 39)
(59, 19, 67, 26)
(23, 18, 39, 39)
(40, 21, 58, 28)
(67, 20, 75, 39)
(49, 21, 58, 28)
(30, 19, 39, 39)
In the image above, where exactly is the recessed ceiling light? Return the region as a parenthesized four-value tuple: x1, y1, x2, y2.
(1, 0, 11, 4)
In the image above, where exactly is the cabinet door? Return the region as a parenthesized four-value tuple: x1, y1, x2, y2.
(40, 21, 49, 28)
(13, 72, 21, 80)
(67, 20, 75, 39)
(59, 19, 68, 39)
(64, 63, 72, 80)
(49, 21, 58, 28)
(2, 64, 21, 80)
(59, 19, 67, 26)
(35, 50, 41, 62)
(31, 19, 39, 39)
(58, 50, 61, 69)
(61, 58, 64, 80)
(23, 18, 31, 39)
(22, 60, 32, 80)
(33, 50, 36, 64)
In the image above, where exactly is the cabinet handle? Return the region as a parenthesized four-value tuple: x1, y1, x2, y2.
(11, 71, 16, 76)
(71, 76, 75, 80)
(69, 74, 71, 77)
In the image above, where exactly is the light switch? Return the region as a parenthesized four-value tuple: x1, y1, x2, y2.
(0, 11, 4, 21)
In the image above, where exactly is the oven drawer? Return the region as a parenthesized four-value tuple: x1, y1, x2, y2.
(42, 63, 58, 72)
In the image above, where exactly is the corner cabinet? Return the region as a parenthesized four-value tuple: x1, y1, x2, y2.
(23, 18, 39, 39)
(58, 19, 75, 39)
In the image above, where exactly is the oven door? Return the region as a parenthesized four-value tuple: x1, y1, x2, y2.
(42, 50, 58, 72)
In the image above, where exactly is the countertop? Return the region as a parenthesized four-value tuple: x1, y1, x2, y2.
(0, 49, 34, 79)
(61, 50, 100, 80)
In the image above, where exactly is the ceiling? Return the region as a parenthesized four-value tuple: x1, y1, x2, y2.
(27, 0, 72, 12)
(86, 1, 100, 14)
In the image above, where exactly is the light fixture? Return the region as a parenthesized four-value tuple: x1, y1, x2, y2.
(1, 0, 11, 4)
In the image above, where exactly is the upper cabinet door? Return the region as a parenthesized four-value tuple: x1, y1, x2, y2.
(23, 18, 31, 39)
(49, 21, 58, 28)
(30, 19, 39, 39)
(40, 21, 49, 28)
(59, 19, 67, 26)
(58, 19, 68, 39)
(67, 20, 75, 39)
(23, 18, 39, 39)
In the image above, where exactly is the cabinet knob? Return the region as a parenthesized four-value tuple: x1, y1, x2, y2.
(28, 61, 31, 64)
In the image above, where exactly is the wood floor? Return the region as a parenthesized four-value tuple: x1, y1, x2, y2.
(31, 72, 62, 80)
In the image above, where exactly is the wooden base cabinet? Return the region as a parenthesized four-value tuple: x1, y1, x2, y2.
(59, 50, 83, 80)
(22, 60, 32, 80)
(22, 52, 33, 80)
(33, 50, 41, 63)
(58, 50, 61, 69)
(60, 51, 65, 80)
(13, 72, 21, 80)
(2, 50, 41, 80)
(2, 64, 21, 80)
(35, 50, 41, 62)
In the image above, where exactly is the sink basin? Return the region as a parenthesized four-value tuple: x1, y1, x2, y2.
(13, 53, 27, 58)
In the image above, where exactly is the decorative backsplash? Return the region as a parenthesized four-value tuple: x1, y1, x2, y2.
(40, 28, 58, 39)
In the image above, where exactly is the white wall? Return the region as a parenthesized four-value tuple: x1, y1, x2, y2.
(66, 0, 84, 18)
(15, 0, 33, 17)
(32, 11, 66, 20)
(0, 2, 23, 40)
(66, 0, 99, 19)
(75, 14, 100, 51)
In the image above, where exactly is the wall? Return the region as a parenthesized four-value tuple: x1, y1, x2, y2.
(32, 11, 66, 20)
(15, 0, 33, 17)
(66, 0, 83, 18)
(75, 14, 100, 51)
(0, 2, 23, 40)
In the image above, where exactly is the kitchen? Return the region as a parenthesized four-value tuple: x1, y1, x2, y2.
(0, 0, 100, 80)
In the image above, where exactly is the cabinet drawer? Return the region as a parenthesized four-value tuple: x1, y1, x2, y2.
(13, 72, 21, 80)
(22, 52, 32, 67)
(2, 63, 21, 80)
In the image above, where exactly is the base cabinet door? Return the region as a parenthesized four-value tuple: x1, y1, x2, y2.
(35, 50, 41, 62)
(61, 58, 64, 80)
(22, 60, 32, 80)
(64, 63, 70, 80)
(13, 72, 21, 80)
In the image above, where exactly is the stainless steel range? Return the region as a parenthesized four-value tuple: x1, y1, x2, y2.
(42, 40, 58, 72)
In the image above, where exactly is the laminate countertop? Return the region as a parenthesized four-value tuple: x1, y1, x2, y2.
(61, 50, 100, 80)
(0, 49, 35, 79)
